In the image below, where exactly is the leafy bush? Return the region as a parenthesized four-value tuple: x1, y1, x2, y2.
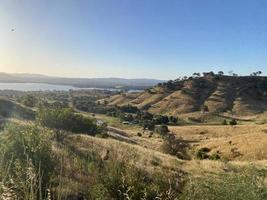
(143, 120, 155, 131)
(19, 94, 38, 107)
(209, 153, 221, 160)
(161, 134, 190, 159)
(222, 119, 228, 125)
(155, 125, 169, 135)
(196, 147, 210, 159)
(37, 108, 97, 135)
(229, 119, 237, 126)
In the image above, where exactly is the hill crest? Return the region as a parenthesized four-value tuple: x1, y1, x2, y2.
(105, 75, 267, 116)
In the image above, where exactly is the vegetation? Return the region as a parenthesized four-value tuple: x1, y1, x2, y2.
(0, 124, 55, 199)
(181, 167, 267, 200)
(105, 74, 267, 117)
(229, 119, 237, 126)
(37, 108, 98, 135)
(0, 123, 182, 199)
(0, 77, 266, 200)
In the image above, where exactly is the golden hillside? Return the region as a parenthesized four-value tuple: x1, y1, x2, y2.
(105, 75, 267, 116)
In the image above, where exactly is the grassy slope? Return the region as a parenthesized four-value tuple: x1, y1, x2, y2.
(105, 75, 267, 117)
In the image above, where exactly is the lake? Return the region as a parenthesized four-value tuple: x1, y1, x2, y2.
(0, 82, 80, 91)
(0, 82, 142, 92)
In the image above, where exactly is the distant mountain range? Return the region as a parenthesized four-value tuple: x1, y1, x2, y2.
(0, 73, 164, 89)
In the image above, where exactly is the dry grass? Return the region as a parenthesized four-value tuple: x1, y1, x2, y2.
(170, 124, 267, 161)
(62, 133, 267, 177)
(64, 134, 183, 174)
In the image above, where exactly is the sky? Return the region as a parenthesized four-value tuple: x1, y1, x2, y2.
(1, 0, 267, 79)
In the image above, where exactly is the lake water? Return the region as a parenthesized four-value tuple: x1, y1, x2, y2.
(0, 83, 79, 91)
(0, 82, 142, 92)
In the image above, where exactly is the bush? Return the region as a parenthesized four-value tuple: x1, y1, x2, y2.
(37, 108, 97, 135)
(143, 120, 155, 131)
(229, 119, 237, 126)
(209, 153, 221, 160)
(155, 125, 169, 135)
(222, 119, 228, 125)
(161, 134, 189, 159)
(196, 147, 210, 159)
(19, 94, 38, 107)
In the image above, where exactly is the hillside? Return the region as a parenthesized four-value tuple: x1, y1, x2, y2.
(0, 90, 266, 199)
(105, 75, 267, 116)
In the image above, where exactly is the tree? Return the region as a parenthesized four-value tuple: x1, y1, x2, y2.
(218, 71, 224, 76)
(143, 120, 155, 131)
(169, 116, 178, 124)
(222, 119, 227, 125)
(193, 72, 201, 77)
(155, 125, 169, 135)
(229, 119, 237, 126)
(203, 71, 215, 77)
(153, 115, 169, 124)
(250, 71, 262, 76)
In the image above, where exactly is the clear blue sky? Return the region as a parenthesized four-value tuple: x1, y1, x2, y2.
(1, 0, 267, 79)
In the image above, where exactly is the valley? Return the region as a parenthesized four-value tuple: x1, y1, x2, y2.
(0, 75, 266, 199)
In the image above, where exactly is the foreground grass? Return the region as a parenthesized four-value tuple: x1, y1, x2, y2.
(181, 166, 267, 200)
(0, 123, 266, 200)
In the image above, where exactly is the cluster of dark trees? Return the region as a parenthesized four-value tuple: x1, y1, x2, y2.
(250, 71, 262, 76)
(72, 96, 111, 114)
(106, 105, 178, 131)
(157, 70, 264, 89)
(222, 119, 237, 126)
(19, 94, 69, 109)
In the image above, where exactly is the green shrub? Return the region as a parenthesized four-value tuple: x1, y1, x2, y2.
(19, 94, 38, 107)
(209, 153, 221, 160)
(37, 108, 97, 135)
(229, 119, 237, 126)
(196, 147, 210, 159)
(155, 125, 169, 135)
(161, 135, 189, 159)
(222, 119, 228, 125)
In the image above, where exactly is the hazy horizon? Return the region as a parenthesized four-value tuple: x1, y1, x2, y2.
(1, 0, 267, 79)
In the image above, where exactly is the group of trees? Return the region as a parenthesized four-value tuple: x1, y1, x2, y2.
(157, 70, 264, 89)
(222, 119, 237, 126)
(250, 71, 262, 76)
(106, 105, 178, 127)
(37, 108, 98, 135)
(18, 94, 38, 107)
(19, 94, 69, 109)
